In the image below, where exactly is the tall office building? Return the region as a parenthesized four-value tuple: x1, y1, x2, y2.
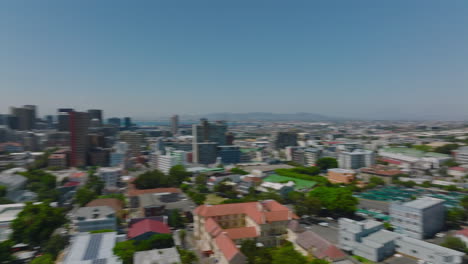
(270, 131, 298, 149)
(124, 117, 132, 129)
(10, 105, 36, 130)
(108, 118, 121, 128)
(88, 109, 103, 125)
(171, 115, 179, 135)
(57, 108, 74, 132)
(192, 119, 227, 164)
(119, 131, 143, 156)
(70, 111, 90, 167)
(193, 119, 227, 144)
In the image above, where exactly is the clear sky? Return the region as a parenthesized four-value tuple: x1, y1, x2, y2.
(1, 0, 467, 120)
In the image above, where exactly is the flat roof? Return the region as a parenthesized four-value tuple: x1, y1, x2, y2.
(64, 232, 122, 264)
(402, 197, 444, 209)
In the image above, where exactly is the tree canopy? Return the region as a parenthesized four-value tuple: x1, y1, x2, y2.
(309, 186, 357, 217)
(10, 203, 66, 246)
(19, 169, 59, 201)
(113, 234, 175, 264)
(133, 169, 169, 189)
(316, 157, 338, 171)
(168, 165, 192, 186)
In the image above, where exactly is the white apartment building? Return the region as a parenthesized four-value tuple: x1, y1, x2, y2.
(454, 146, 468, 164)
(338, 149, 375, 169)
(97, 167, 122, 188)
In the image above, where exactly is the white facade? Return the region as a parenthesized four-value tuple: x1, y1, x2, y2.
(97, 167, 122, 188)
(338, 149, 375, 169)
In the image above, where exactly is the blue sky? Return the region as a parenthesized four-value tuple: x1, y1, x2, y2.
(0, 0, 467, 120)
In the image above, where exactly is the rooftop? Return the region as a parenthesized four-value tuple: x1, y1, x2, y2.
(75, 206, 115, 220)
(127, 219, 171, 239)
(64, 232, 121, 264)
(86, 198, 124, 212)
(401, 197, 444, 209)
(133, 247, 181, 264)
(296, 230, 346, 260)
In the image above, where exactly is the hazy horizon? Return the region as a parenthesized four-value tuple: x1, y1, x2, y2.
(1, 1, 468, 120)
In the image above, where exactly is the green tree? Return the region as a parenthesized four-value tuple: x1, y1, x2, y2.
(113, 240, 136, 264)
(75, 187, 98, 206)
(43, 234, 69, 259)
(0, 240, 14, 264)
(177, 247, 198, 264)
(30, 254, 54, 264)
(316, 157, 338, 171)
(169, 165, 191, 186)
(310, 260, 330, 264)
(240, 240, 259, 264)
(294, 196, 321, 216)
(461, 195, 468, 218)
(191, 192, 206, 205)
(195, 174, 208, 185)
(231, 167, 249, 175)
(446, 207, 466, 228)
(134, 169, 168, 189)
(441, 237, 468, 253)
(369, 176, 385, 186)
(309, 187, 358, 217)
(168, 209, 185, 228)
(20, 169, 59, 201)
(383, 222, 394, 231)
(442, 159, 460, 167)
(178, 229, 187, 248)
(11, 203, 66, 246)
(271, 242, 308, 264)
(434, 144, 459, 155)
(0, 185, 6, 197)
(412, 145, 432, 152)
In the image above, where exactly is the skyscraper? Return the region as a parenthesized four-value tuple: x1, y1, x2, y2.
(88, 109, 103, 125)
(192, 119, 228, 164)
(57, 108, 74, 132)
(70, 111, 90, 167)
(119, 131, 143, 156)
(124, 117, 132, 129)
(10, 105, 36, 130)
(171, 115, 179, 135)
(108, 118, 121, 128)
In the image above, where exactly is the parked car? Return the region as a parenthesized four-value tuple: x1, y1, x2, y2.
(318, 222, 329, 227)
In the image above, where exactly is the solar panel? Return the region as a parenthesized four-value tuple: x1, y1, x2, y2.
(92, 259, 107, 264)
(83, 233, 103, 260)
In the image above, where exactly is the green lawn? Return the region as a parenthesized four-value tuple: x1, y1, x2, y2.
(264, 174, 317, 190)
(205, 194, 227, 205)
(352, 255, 376, 264)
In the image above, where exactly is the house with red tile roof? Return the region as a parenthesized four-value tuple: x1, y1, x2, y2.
(127, 219, 171, 241)
(194, 200, 298, 264)
(294, 230, 346, 261)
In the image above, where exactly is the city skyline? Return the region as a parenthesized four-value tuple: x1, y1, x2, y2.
(1, 1, 468, 120)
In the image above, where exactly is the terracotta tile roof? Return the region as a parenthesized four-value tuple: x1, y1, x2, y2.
(86, 198, 124, 212)
(224, 226, 258, 240)
(127, 219, 171, 239)
(449, 167, 467, 172)
(196, 201, 295, 263)
(194, 200, 296, 225)
(205, 217, 223, 237)
(296, 230, 346, 260)
(456, 228, 468, 237)
(63, 181, 80, 187)
(214, 233, 243, 262)
(242, 176, 262, 183)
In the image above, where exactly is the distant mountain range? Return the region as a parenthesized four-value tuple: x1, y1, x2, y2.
(178, 112, 343, 121)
